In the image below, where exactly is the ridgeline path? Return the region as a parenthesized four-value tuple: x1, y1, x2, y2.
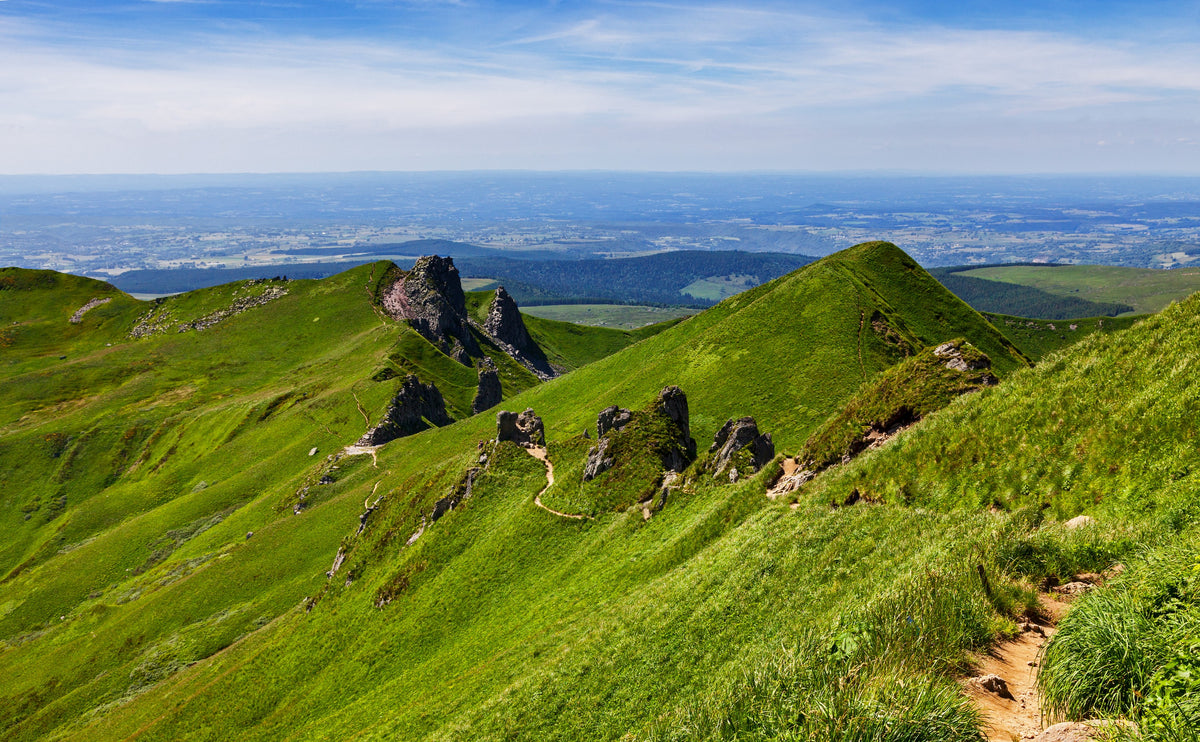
(525, 446, 588, 520)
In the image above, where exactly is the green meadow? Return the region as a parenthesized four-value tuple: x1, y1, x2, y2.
(2, 242, 1198, 740)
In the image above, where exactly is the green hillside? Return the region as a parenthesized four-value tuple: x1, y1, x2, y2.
(937, 263, 1200, 317)
(0, 241, 1047, 740)
(982, 311, 1141, 362)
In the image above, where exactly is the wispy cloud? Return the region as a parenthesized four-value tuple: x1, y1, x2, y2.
(0, 2, 1198, 172)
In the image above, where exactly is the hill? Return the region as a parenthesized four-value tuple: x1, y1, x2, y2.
(0, 241, 1043, 740)
(932, 263, 1200, 318)
(107, 249, 815, 307)
(455, 249, 814, 307)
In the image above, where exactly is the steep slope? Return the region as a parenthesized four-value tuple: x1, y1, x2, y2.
(0, 241, 1041, 740)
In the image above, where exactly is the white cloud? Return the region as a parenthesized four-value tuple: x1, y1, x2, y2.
(1, 4, 1199, 172)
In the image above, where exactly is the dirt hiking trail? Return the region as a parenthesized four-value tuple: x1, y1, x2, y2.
(966, 596, 1070, 741)
(524, 446, 588, 520)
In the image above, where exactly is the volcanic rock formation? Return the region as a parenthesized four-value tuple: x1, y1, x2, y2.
(482, 286, 556, 379)
(496, 408, 545, 447)
(471, 357, 503, 414)
(358, 375, 453, 446)
(380, 256, 480, 364)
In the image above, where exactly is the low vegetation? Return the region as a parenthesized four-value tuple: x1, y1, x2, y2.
(3, 241, 1198, 740)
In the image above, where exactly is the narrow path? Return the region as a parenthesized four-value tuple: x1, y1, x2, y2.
(524, 446, 588, 520)
(965, 596, 1069, 741)
(341, 444, 380, 467)
(352, 390, 371, 429)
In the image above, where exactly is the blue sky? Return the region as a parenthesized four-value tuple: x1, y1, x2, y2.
(0, 0, 1197, 174)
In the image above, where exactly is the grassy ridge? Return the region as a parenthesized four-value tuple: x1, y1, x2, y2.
(954, 264, 1200, 316)
(0, 241, 1038, 740)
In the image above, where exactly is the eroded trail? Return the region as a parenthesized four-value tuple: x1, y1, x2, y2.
(965, 597, 1069, 741)
(525, 446, 588, 520)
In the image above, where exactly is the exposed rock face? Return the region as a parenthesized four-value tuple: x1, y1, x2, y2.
(481, 286, 556, 379)
(934, 340, 995, 376)
(496, 408, 545, 447)
(358, 375, 453, 446)
(596, 405, 633, 437)
(583, 437, 613, 481)
(380, 256, 480, 364)
(656, 386, 697, 469)
(471, 357, 503, 414)
(709, 416, 775, 474)
(484, 286, 532, 351)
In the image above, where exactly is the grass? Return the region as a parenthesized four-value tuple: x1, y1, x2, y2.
(982, 312, 1141, 362)
(958, 264, 1200, 316)
(519, 303, 699, 329)
(10, 240, 1192, 741)
(1039, 532, 1200, 736)
(797, 339, 998, 470)
(679, 274, 759, 302)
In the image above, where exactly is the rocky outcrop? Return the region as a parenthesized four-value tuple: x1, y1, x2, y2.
(496, 408, 545, 447)
(69, 297, 111, 323)
(934, 340, 996, 378)
(583, 437, 613, 481)
(471, 357, 503, 414)
(357, 375, 453, 446)
(380, 256, 480, 364)
(481, 287, 556, 379)
(709, 417, 775, 474)
(655, 386, 697, 470)
(596, 405, 633, 437)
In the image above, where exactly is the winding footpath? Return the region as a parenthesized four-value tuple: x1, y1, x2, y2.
(525, 446, 588, 520)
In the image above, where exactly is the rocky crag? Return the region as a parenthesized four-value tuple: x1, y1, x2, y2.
(583, 386, 696, 482)
(496, 408, 546, 447)
(358, 375, 453, 446)
(483, 286, 556, 379)
(471, 357, 503, 414)
(379, 256, 481, 364)
(709, 417, 775, 480)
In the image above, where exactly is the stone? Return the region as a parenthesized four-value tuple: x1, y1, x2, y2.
(379, 255, 480, 364)
(656, 386, 697, 466)
(968, 673, 1014, 700)
(471, 357, 503, 414)
(496, 408, 545, 447)
(358, 375, 453, 446)
(482, 286, 556, 379)
(583, 438, 614, 481)
(709, 416, 775, 475)
(1064, 515, 1095, 530)
(308, 447, 318, 456)
(933, 339, 993, 373)
(597, 405, 634, 437)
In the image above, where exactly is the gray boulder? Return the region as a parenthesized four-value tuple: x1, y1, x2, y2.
(710, 416, 775, 474)
(496, 408, 546, 447)
(656, 386, 697, 465)
(597, 405, 633, 437)
(583, 437, 613, 481)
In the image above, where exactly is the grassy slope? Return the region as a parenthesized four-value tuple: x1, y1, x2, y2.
(0, 241, 1037, 740)
(959, 264, 1200, 315)
(983, 311, 1141, 362)
(801, 291, 1200, 521)
(519, 304, 698, 330)
(0, 260, 668, 733)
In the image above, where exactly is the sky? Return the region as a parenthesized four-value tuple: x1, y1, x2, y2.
(0, 0, 1198, 174)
